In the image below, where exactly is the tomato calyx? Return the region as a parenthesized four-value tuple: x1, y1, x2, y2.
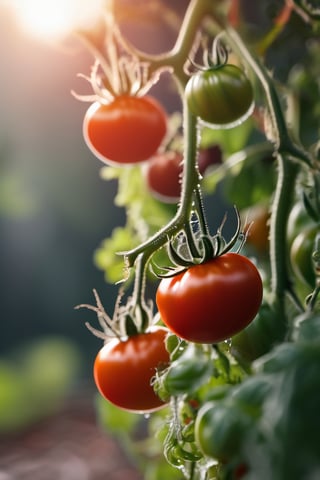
(75, 287, 154, 342)
(153, 207, 246, 278)
(187, 33, 229, 74)
(72, 16, 167, 104)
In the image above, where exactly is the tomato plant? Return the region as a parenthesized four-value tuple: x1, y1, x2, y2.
(83, 95, 167, 165)
(73, 1, 320, 478)
(93, 327, 170, 413)
(185, 64, 254, 127)
(156, 253, 263, 344)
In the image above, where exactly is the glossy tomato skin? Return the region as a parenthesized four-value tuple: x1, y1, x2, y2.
(83, 95, 167, 165)
(156, 253, 263, 344)
(144, 151, 183, 203)
(94, 326, 170, 413)
(185, 64, 254, 127)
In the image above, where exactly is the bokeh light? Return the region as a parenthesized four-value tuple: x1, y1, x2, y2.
(8, 0, 106, 40)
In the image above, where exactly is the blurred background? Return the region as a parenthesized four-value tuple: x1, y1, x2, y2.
(0, 2, 187, 478)
(0, 0, 186, 367)
(0, 0, 121, 373)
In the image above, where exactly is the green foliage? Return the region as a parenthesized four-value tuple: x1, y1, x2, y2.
(94, 226, 137, 283)
(95, 394, 183, 480)
(0, 337, 82, 433)
(94, 165, 176, 283)
(72, 1, 320, 479)
(95, 394, 140, 435)
(200, 116, 255, 155)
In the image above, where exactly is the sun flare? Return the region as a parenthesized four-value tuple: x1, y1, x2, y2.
(11, 0, 106, 40)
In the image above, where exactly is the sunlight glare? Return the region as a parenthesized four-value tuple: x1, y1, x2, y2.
(12, 0, 106, 40)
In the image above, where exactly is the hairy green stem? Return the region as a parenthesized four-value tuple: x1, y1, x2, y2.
(225, 27, 305, 320)
(194, 184, 210, 237)
(269, 155, 299, 304)
(225, 27, 312, 166)
(125, 0, 216, 86)
(131, 253, 147, 305)
(124, 102, 199, 267)
(121, 0, 221, 269)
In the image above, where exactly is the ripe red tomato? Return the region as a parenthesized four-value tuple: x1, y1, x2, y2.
(144, 145, 222, 203)
(144, 151, 183, 203)
(197, 144, 222, 172)
(93, 326, 170, 413)
(156, 253, 263, 344)
(83, 95, 167, 165)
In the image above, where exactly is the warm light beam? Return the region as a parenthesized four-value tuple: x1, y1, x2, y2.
(11, 0, 106, 40)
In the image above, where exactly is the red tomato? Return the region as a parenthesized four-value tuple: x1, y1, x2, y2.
(144, 151, 183, 203)
(144, 146, 222, 203)
(93, 326, 170, 413)
(243, 205, 270, 254)
(83, 95, 167, 165)
(198, 145, 223, 173)
(156, 253, 263, 344)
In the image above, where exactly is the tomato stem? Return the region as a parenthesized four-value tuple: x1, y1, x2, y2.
(194, 184, 210, 237)
(184, 220, 202, 260)
(115, 0, 218, 89)
(124, 101, 199, 267)
(269, 154, 299, 305)
(188, 460, 197, 480)
(224, 27, 311, 326)
(225, 27, 312, 168)
(129, 252, 153, 332)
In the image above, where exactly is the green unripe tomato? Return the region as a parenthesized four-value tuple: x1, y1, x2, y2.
(195, 401, 253, 461)
(185, 64, 254, 128)
(290, 225, 318, 288)
(231, 303, 285, 364)
(287, 201, 312, 245)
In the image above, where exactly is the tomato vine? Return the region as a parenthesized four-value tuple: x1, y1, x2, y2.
(73, 1, 320, 479)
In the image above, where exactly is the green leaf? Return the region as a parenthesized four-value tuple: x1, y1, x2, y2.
(0, 337, 82, 433)
(95, 164, 177, 282)
(200, 116, 254, 155)
(222, 146, 276, 209)
(94, 227, 137, 283)
(95, 394, 140, 435)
